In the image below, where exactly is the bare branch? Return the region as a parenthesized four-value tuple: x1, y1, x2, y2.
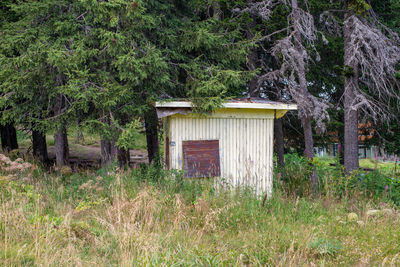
(345, 15, 400, 118)
(319, 11, 342, 36)
(258, 26, 293, 42)
(233, 0, 278, 21)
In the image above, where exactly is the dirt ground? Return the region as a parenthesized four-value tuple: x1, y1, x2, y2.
(22, 142, 148, 169)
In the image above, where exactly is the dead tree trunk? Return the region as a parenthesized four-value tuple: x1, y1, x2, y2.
(291, 0, 318, 192)
(343, 13, 360, 173)
(274, 118, 285, 167)
(144, 107, 159, 164)
(0, 123, 18, 153)
(32, 130, 48, 163)
(101, 139, 116, 166)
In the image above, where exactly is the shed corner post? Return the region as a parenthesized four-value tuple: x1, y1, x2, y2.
(163, 116, 170, 169)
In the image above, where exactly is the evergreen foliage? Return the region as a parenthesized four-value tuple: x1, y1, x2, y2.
(0, 0, 399, 168)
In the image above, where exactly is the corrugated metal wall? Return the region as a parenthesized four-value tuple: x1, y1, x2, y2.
(168, 114, 274, 196)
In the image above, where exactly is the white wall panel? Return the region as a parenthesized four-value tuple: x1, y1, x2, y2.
(168, 116, 274, 196)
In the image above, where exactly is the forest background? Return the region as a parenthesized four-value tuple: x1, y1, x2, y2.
(1, 0, 400, 265)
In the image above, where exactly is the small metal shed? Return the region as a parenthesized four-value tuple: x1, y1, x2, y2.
(156, 98, 297, 196)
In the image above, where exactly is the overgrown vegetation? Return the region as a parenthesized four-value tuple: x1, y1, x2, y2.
(1, 0, 399, 264)
(277, 154, 400, 205)
(1, 155, 400, 266)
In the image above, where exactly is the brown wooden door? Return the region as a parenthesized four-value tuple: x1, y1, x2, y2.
(182, 140, 221, 178)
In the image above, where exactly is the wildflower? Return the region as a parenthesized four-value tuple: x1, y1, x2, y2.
(0, 154, 12, 165)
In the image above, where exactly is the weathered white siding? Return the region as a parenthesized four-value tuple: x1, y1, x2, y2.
(167, 109, 275, 196)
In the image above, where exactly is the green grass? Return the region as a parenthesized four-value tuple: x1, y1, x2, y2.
(16, 128, 148, 155)
(1, 163, 400, 266)
(359, 158, 397, 171)
(315, 156, 398, 175)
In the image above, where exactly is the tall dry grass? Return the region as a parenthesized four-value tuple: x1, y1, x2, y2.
(1, 164, 400, 266)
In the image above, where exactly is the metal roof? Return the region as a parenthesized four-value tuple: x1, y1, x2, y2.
(155, 98, 297, 110)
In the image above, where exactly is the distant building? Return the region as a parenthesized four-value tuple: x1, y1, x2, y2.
(315, 122, 398, 161)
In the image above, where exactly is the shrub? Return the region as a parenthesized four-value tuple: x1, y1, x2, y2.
(275, 154, 313, 197)
(275, 154, 400, 206)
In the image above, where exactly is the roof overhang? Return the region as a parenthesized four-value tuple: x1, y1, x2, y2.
(155, 100, 297, 119)
(155, 101, 297, 110)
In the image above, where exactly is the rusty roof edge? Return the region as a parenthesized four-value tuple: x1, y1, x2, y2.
(155, 101, 297, 110)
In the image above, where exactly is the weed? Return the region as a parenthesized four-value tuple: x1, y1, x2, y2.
(310, 238, 343, 256)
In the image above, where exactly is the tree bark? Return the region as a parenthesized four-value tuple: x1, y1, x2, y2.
(54, 94, 69, 169)
(302, 117, 314, 159)
(144, 107, 159, 164)
(302, 116, 317, 190)
(0, 123, 18, 152)
(101, 138, 116, 166)
(248, 49, 259, 96)
(246, 0, 259, 97)
(274, 118, 285, 167)
(338, 111, 345, 165)
(291, 0, 318, 192)
(32, 130, 48, 163)
(117, 147, 130, 168)
(343, 13, 360, 173)
(54, 125, 69, 169)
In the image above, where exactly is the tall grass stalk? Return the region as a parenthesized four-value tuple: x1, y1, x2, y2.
(0, 163, 400, 265)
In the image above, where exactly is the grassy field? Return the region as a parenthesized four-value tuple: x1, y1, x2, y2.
(315, 156, 398, 175)
(1, 159, 400, 266)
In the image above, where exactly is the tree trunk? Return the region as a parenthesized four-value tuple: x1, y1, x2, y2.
(274, 118, 285, 167)
(101, 138, 116, 166)
(54, 94, 69, 169)
(32, 130, 48, 163)
(0, 123, 18, 152)
(338, 111, 345, 165)
(54, 125, 69, 169)
(144, 107, 159, 164)
(302, 116, 317, 192)
(117, 147, 130, 168)
(291, 0, 318, 192)
(247, 48, 259, 97)
(344, 92, 359, 172)
(343, 13, 360, 173)
(246, 0, 259, 97)
(302, 117, 314, 159)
